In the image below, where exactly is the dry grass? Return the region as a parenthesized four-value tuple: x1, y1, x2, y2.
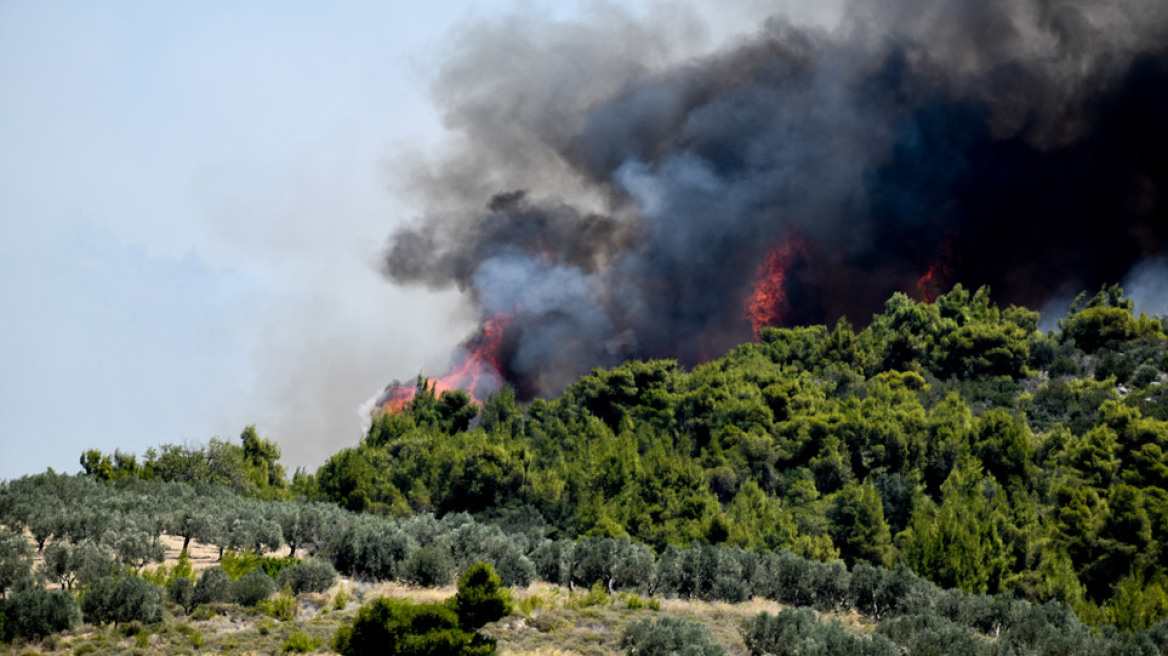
(0, 584, 809, 656)
(6, 537, 876, 656)
(361, 580, 457, 605)
(504, 644, 593, 648)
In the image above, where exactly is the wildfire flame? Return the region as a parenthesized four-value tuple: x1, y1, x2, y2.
(377, 311, 511, 415)
(744, 239, 806, 339)
(916, 236, 958, 304)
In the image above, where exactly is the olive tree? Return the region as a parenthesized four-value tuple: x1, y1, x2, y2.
(0, 527, 32, 597)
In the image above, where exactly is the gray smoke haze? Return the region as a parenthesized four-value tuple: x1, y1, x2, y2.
(382, 0, 1168, 400)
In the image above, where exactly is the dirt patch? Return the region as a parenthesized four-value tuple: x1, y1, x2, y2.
(158, 533, 222, 573)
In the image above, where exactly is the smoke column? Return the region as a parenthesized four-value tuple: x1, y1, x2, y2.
(377, 0, 1168, 402)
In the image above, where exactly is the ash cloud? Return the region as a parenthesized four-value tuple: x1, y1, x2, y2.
(382, 0, 1168, 398)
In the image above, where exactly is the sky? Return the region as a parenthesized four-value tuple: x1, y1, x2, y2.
(0, 0, 828, 479)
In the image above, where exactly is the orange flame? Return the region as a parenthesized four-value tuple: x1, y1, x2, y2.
(916, 236, 958, 304)
(916, 263, 946, 304)
(378, 311, 511, 415)
(744, 239, 806, 339)
(377, 385, 416, 415)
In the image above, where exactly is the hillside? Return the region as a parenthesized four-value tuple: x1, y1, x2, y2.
(5, 285, 1168, 654)
(311, 285, 1168, 628)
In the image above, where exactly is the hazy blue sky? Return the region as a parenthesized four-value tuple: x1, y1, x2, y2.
(2, 0, 818, 479)
(0, 0, 537, 478)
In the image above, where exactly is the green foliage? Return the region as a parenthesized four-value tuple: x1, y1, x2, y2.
(877, 614, 995, 656)
(621, 615, 726, 656)
(742, 608, 898, 656)
(81, 576, 164, 627)
(333, 597, 495, 656)
(240, 424, 289, 498)
(167, 576, 195, 614)
(905, 459, 1011, 594)
(192, 566, 232, 606)
(276, 558, 337, 595)
(220, 550, 299, 580)
(1063, 298, 1162, 353)
(565, 581, 611, 610)
(402, 545, 455, 587)
(12, 283, 1168, 634)
(232, 569, 277, 607)
(0, 527, 33, 597)
(329, 520, 412, 581)
(282, 630, 322, 653)
(624, 593, 659, 610)
(828, 482, 892, 566)
(1105, 572, 1168, 631)
(79, 424, 292, 499)
(448, 563, 513, 630)
(260, 585, 296, 621)
(494, 548, 536, 588)
(182, 625, 206, 648)
(1, 587, 80, 642)
(142, 549, 195, 587)
(333, 587, 350, 611)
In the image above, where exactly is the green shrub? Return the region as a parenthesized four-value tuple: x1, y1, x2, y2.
(232, 569, 277, 607)
(566, 582, 610, 609)
(221, 550, 300, 580)
(1132, 364, 1161, 387)
(877, 614, 994, 656)
(518, 594, 550, 616)
(192, 567, 232, 606)
(626, 593, 660, 610)
(0, 527, 33, 598)
(741, 608, 899, 656)
(448, 563, 512, 630)
(118, 620, 144, 637)
(2, 587, 81, 641)
(333, 597, 494, 656)
(81, 576, 163, 627)
(494, 550, 536, 588)
(184, 627, 205, 648)
(283, 630, 322, 653)
(329, 523, 412, 582)
(260, 586, 297, 621)
(712, 576, 751, 603)
(168, 577, 195, 614)
(277, 558, 337, 594)
(142, 550, 195, 587)
(621, 616, 726, 656)
(334, 564, 511, 656)
(401, 545, 455, 587)
(1049, 355, 1081, 377)
(333, 588, 350, 611)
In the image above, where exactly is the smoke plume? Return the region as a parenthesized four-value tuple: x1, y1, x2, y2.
(379, 0, 1168, 401)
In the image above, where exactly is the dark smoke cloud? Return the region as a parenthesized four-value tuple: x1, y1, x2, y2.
(381, 0, 1168, 399)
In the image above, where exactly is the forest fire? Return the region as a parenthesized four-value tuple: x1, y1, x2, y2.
(377, 0, 1168, 404)
(377, 311, 511, 415)
(917, 239, 957, 304)
(744, 240, 807, 339)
